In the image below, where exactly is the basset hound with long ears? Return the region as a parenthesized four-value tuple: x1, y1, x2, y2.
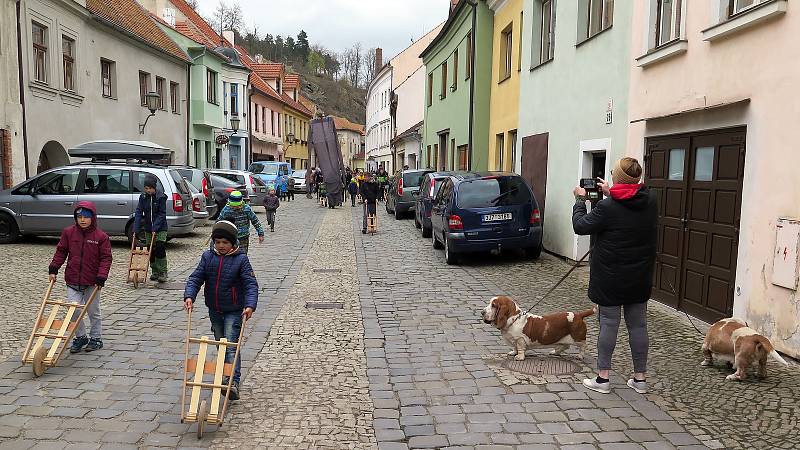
(482, 296, 594, 361)
(701, 318, 788, 381)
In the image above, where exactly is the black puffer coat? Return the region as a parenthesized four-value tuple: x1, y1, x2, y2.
(572, 187, 657, 306)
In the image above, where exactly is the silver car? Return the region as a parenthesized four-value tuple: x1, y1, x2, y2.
(0, 162, 195, 243)
(209, 169, 267, 206)
(185, 181, 209, 227)
(291, 170, 307, 193)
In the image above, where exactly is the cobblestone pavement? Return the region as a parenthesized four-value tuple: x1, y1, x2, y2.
(355, 204, 799, 450)
(215, 205, 376, 449)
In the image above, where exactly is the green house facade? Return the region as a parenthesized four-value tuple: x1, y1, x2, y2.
(421, 0, 493, 172)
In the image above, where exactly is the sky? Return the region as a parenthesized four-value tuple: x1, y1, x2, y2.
(194, 0, 451, 59)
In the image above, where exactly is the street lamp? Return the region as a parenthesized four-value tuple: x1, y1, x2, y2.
(230, 115, 240, 133)
(138, 91, 161, 134)
(286, 132, 295, 144)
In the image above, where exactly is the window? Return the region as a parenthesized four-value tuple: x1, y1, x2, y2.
(32, 22, 47, 83)
(500, 25, 513, 80)
(62, 36, 75, 91)
(452, 49, 458, 91)
(730, 0, 767, 16)
(427, 145, 432, 167)
(230, 83, 239, 115)
(223, 82, 227, 113)
(518, 12, 524, 71)
(496, 133, 505, 170)
(155, 77, 165, 110)
(509, 130, 517, 172)
(655, 0, 682, 46)
(132, 171, 164, 193)
(206, 69, 218, 104)
(101, 59, 115, 98)
(33, 168, 81, 195)
(579, 0, 613, 42)
(253, 103, 259, 132)
(466, 32, 473, 80)
(427, 73, 434, 106)
(170, 82, 179, 113)
(261, 106, 266, 133)
(139, 71, 150, 106)
(457, 177, 532, 208)
(539, 0, 556, 64)
(83, 169, 131, 194)
(458, 145, 469, 170)
(440, 62, 447, 99)
(272, 111, 276, 136)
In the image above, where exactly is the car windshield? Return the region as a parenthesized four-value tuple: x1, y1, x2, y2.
(214, 172, 246, 185)
(457, 177, 532, 209)
(250, 164, 279, 175)
(175, 169, 202, 190)
(402, 171, 429, 188)
(292, 170, 306, 178)
(210, 174, 240, 188)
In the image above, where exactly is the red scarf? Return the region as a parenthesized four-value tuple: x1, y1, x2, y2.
(609, 183, 642, 200)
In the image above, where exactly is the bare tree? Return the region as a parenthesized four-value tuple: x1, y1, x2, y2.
(362, 47, 377, 85)
(341, 43, 363, 88)
(212, 1, 244, 36)
(186, 0, 200, 10)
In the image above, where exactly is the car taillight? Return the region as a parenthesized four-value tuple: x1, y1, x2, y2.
(250, 175, 257, 188)
(192, 197, 201, 212)
(202, 178, 209, 198)
(530, 208, 541, 225)
(172, 193, 184, 212)
(225, 187, 235, 193)
(398, 177, 404, 196)
(429, 179, 436, 197)
(448, 214, 463, 231)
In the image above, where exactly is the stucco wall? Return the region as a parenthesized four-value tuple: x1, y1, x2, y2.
(20, 0, 189, 171)
(517, 0, 632, 259)
(1, 0, 25, 185)
(488, 0, 522, 172)
(366, 67, 392, 162)
(393, 67, 425, 138)
(626, 0, 800, 357)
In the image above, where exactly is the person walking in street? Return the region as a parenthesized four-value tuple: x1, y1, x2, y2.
(184, 220, 258, 401)
(217, 190, 265, 254)
(133, 176, 169, 282)
(49, 201, 112, 353)
(263, 188, 280, 232)
(315, 169, 324, 201)
(305, 167, 315, 199)
(347, 177, 359, 207)
(572, 157, 657, 395)
(360, 173, 379, 234)
(376, 166, 389, 202)
(286, 176, 295, 201)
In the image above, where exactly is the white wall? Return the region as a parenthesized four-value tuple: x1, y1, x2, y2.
(1, 0, 25, 185)
(365, 66, 392, 162)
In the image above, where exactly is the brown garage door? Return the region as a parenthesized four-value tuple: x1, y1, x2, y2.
(521, 133, 549, 218)
(646, 127, 745, 323)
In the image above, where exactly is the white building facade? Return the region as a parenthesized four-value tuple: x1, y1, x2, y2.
(365, 63, 392, 172)
(1, 0, 24, 188)
(218, 43, 250, 170)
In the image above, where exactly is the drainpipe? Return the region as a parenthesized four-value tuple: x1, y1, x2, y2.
(185, 62, 191, 166)
(467, 0, 477, 171)
(16, 0, 30, 178)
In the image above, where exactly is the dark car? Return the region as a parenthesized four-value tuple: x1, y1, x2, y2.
(171, 166, 217, 220)
(385, 169, 434, 219)
(430, 172, 543, 265)
(415, 172, 455, 238)
(208, 174, 249, 219)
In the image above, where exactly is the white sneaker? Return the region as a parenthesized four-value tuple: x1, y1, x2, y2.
(582, 377, 610, 394)
(627, 378, 648, 394)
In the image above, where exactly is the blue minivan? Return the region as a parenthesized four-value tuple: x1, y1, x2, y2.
(430, 172, 542, 265)
(248, 161, 292, 189)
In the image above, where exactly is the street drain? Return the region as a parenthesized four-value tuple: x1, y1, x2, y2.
(305, 302, 344, 309)
(313, 268, 342, 273)
(501, 357, 580, 376)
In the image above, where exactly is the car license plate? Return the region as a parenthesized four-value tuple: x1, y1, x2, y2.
(483, 213, 512, 222)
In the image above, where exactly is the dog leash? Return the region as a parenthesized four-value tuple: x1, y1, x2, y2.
(510, 248, 593, 325)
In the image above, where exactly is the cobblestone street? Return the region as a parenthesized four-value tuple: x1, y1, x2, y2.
(0, 198, 797, 449)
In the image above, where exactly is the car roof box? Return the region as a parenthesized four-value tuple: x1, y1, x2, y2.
(68, 140, 171, 162)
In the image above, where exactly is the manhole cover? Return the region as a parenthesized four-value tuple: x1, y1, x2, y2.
(313, 268, 342, 273)
(501, 357, 580, 376)
(305, 302, 344, 309)
(155, 282, 186, 291)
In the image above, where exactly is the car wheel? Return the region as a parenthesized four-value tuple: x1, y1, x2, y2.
(0, 213, 20, 244)
(210, 202, 223, 220)
(421, 224, 432, 238)
(444, 237, 459, 265)
(385, 201, 393, 215)
(395, 207, 402, 220)
(414, 215, 422, 229)
(125, 221, 134, 244)
(432, 230, 443, 250)
(525, 244, 543, 260)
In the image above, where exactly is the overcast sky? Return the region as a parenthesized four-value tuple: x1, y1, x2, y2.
(194, 0, 450, 59)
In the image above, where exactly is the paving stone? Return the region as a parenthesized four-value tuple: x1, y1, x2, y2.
(407, 434, 449, 448)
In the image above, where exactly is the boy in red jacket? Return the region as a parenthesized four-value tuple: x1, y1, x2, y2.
(48, 201, 113, 353)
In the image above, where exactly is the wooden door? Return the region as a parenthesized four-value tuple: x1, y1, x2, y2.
(521, 133, 549, 217)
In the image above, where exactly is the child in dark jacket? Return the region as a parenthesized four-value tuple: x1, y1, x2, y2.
(184, 221, 259, 400)
(133, 176, 169, 282)
(262, 188, 280, 232)
(347, 178, 359, 207)
(49, 201, 113, 353)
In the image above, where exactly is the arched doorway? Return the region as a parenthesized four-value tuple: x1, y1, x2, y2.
(37, 141, 69, 173)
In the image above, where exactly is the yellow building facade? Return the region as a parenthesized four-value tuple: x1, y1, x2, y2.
(488, 0, 523, 172)
(282, 106, 311, 170)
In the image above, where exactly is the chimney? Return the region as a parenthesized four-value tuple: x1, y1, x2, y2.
(223, 30, 235, 46)
(375, 48, 383, 73)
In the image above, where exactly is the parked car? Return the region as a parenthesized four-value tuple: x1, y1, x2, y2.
(209, 169, 266, 206)
(385, 169, 434, 219)
(415, 172, 455, 238)
(248, 161, 292, 190)
(171, 166, 217, 220)
(185, 181, 209, 227)
(430, 172, 543, 265)
(291, 170, 307, 192)
(208, 174, 248, 219)
(0, 162, 195, 244)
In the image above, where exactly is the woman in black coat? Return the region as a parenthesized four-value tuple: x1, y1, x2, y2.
(572, 157, 657, 395)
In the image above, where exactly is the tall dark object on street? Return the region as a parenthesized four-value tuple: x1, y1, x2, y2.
(309, 116, 345, 204)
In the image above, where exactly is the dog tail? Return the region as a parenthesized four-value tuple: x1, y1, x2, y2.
(770, 349, 789, 366)
(576, 307, 595, 319)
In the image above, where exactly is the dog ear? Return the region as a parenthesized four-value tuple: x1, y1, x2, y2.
(494, 297, 513, 329)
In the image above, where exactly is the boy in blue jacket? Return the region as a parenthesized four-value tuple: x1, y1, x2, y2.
(183, 221, 258, 400)
(133, 176, 169, 282)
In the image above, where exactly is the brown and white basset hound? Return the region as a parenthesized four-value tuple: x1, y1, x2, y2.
(481, 296, 594, 361)
(701, 318, 788, 381)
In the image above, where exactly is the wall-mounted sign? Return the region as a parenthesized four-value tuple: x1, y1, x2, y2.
(215, 135, 230, 145)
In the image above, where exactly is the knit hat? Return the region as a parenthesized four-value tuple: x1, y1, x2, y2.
(227, 190, 244, 207)
(143, 176, 158, 189)
(612, 157, 643, 185)
(211, 220, 238, 244)
(75, 208, 93, 218)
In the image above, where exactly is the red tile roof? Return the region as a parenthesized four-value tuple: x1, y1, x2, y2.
(284, 74, 300, 89)
(332, 116, 365, 134)
(86, 0, 189, 62)
(169, 0, 231, 47)
(252, 63, 284, 80)
(249, 72, 283, 102)
(281, 93, 312, 117)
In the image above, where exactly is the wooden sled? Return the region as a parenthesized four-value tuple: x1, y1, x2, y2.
(127, 232, 155, 288)
(367, 213, 377, 235)
(21, 281, 100, 377)
(181, 308, 247, 439)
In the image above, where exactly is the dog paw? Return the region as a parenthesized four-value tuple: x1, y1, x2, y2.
(725, 374, 742, 381)
(507, 350, 517, 357)
(700, 360, 711, 367)
(515, 354, 525, 361)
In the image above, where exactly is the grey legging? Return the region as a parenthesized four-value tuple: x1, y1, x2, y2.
(597, 302, 648, 373)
